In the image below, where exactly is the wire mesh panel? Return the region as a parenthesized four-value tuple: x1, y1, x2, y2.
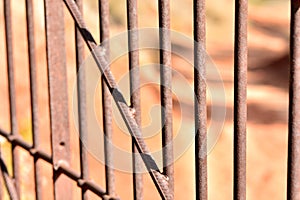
(0, 0, 299, 200)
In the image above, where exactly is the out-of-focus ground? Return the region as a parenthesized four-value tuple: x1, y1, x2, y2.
(0, 0, 291, 199)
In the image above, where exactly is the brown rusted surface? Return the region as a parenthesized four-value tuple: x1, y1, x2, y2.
(287, 1, 300, 199)
(99, 0, 116, 196)
(44, 1, 72, 199)
(0, 127, 119, 199)
(4, 0, 20, 197)
(25, 0, 43, 199)
(234, 0, 248, 199)
(127, 0, 143, 199)
(158, 0, 174, 198)
(74, 0, 90, 199)
(194, 0, 207, 199)
(2, 0, 295, 199)
(63, 0, 172, 198)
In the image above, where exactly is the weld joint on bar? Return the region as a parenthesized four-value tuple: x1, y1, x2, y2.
(102, 195, 120, 200)
(7, 135, 18, 143)
(53, 160, 70, 171)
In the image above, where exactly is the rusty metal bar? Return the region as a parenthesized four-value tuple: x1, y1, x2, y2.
(126, 0, 143, 199)
(44, 1, 72, 199)
(0, 128, 52, 164)
(99, 0, 116, 196)
(25, 0, 43, 199)
(0, 129, 52, 163)
(4, 0, 20, 197)
(287, 1, 300, 199)
(62, 1, 172, 199)
(233, 0, 248, 199)
(74, 0, 90, 199)
(193, 0, 207, 199)
(158, 0, 174, 198)
(0, 128, 117, 199)
(0, 157, 18, 200)
(54, 162, 116, 200)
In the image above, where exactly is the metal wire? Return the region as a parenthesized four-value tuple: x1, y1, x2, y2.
(74, 0, 90, 199)
(234, 0, 248, 199)
(25, 0, 43, 199)
(126, 0, 143, 199)
(158, 0, 174, 198)
(62, 0, 172, 199)
(287, 0, 300, 199)
(4, 0, 20, 197)
(99, 0, 116, 196)
(193, 0, 207, 199)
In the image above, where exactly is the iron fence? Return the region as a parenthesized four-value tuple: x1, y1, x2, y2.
(1, 0, 299, 199)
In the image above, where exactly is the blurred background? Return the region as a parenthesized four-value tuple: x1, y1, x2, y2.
(0, 0, 290, 199)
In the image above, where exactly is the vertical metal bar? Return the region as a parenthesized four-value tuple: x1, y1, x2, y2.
(287, 1, 300, 199)
(158, 0, 174, 198)
(99, 0, 115, 196)
(25, 0, 42, 199)
(193, 0, 207, 199)
(233, 0, 248, 199)
(44, 1, 72, 199)
(126, 0, 143, 199)
(4, 0, 20, 197)
(75, 0, 89, 199)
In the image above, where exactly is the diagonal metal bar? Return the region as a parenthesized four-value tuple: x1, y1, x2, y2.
(287, 0, 300, 199)
(126, 0, 143, 199)
(62, 0, 172, 199)
(234, 0, 248, 199)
